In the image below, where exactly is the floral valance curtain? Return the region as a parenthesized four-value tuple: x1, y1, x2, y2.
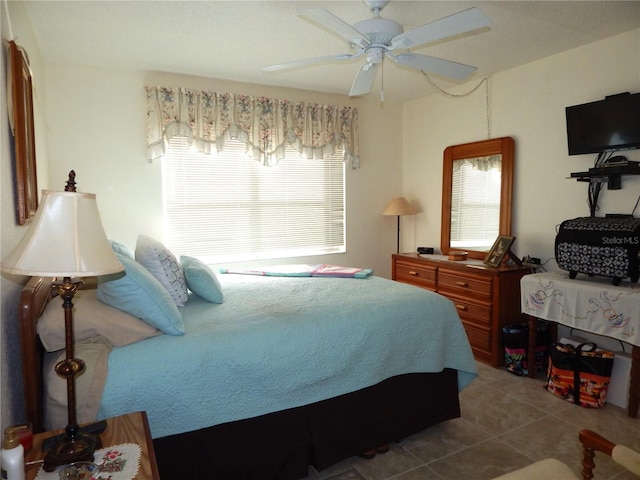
(453, 154, 502, 172)
(146, 86, 359, 168)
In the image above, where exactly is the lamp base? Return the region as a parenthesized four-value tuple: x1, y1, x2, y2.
(42, 425, 102, 472)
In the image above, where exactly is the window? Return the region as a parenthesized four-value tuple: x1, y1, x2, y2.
(162, 136, 346, 263)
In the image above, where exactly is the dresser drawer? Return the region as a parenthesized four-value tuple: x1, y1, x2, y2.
(446, 294, 491, 327)
(394, 260, 436, 291)
(461, 320, 492, 357)
(438, 268, 492, 299)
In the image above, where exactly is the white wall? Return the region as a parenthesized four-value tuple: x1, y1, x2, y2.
(42, 68, 404, 277)
(403, 28, 640, 263)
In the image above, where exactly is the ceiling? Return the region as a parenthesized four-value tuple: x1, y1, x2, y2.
(20, 1, 640, 103)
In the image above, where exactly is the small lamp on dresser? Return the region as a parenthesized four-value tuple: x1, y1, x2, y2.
(1, 171, 124, 472)
(383, 197, 416, 253)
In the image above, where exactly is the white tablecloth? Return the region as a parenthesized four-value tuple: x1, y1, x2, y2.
(521, 271, 640, 348)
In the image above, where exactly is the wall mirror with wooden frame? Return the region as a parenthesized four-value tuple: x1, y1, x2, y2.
(441, 137, 514, 260)
(9, 40, 38, 225)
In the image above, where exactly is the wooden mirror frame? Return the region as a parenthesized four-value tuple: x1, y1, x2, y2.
(9, 40, 38, 225)
(441, 137, 514, 260)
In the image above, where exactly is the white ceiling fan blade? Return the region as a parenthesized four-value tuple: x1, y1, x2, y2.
(391, 7, 491, 50)
(349, 63, 379, 97)
(389, 53, 477, 81)
(299, 8, 370, 49)
(263, 53, 362, 72)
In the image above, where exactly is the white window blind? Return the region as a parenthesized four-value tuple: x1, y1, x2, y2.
(162, 136, 346, 263)
(450, 161, 501, 249)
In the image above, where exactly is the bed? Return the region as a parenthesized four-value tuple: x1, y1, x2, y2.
(18, 250, 477, 480)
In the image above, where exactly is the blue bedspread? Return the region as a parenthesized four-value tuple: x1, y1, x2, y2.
(97, 274, 477, 439)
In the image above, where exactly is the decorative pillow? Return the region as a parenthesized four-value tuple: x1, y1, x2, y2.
(181, 256, 224, 304)
(97, 253, 185, 335)
(109, 239, 135, 259)
(37, 289, 162, 352)
(135, 235, 188, 307)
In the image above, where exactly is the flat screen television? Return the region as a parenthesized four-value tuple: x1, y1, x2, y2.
(565, 92, 640, 155)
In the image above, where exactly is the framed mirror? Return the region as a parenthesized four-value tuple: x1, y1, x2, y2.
(9, 40, 38, 225)
(441, 137, 514, 260)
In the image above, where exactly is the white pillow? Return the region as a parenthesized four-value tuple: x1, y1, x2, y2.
(135, 235, 188, 306)
(37, 289, 162, 352)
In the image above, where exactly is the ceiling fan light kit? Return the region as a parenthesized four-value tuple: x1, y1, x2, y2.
(366, 47, 385, 64)
(264, 0, 492, 97)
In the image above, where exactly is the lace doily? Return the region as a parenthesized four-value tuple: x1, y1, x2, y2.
(35, 443, 141, 480)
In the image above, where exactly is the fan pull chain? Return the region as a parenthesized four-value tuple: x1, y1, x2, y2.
(421, 72, 491, 138)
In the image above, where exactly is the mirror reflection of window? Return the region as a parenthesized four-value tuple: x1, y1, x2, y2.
(450, 155, 501, 250)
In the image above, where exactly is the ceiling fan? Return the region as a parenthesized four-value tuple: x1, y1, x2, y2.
(264, 0, 491, 97)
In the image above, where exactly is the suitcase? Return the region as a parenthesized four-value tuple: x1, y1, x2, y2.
(555, 216, 640, 285)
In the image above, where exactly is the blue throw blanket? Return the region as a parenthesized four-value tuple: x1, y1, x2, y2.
(98, 274, 477, 439)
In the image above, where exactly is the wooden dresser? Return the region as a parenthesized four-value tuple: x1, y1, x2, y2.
(392, 253, 531, 367)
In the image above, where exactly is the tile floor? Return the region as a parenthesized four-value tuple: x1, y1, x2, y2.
(303, 362, 640, 480)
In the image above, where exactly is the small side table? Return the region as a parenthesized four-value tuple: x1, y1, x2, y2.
(25, 411, 160, 480)
(521, 272, 640, 418)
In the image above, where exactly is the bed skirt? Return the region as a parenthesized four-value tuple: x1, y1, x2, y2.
(153, 369, 461, 480)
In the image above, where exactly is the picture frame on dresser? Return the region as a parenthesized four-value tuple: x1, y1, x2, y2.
(484, 235, 515, 267)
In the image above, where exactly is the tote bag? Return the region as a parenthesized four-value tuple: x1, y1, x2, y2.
(502, 322, 549, 376)
(544, 342, 615, 408)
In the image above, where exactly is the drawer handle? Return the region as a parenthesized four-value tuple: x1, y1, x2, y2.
(408, 270, 419, 276)
(455, 304, 468, 311)
(456, 281, 469, 287)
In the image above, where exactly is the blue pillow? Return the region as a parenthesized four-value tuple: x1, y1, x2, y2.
(109, 239, 135, 259)
(181, 256, 224, 304)
(97, 254, 184, 335)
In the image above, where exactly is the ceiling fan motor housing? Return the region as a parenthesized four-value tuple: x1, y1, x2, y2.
(354, 18, 404, 46)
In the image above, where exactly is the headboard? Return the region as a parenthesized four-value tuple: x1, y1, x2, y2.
(18, 276, 55, 433)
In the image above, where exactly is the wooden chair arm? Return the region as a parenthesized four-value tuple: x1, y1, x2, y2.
(580, 429, 615, 455)
(579, 429, 615, 480)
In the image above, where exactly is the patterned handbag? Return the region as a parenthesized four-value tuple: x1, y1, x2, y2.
(544, 342, 615, 408)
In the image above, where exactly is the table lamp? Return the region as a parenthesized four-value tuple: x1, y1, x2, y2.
(383, 197, 416, 253)
(1, 171, 124, 471)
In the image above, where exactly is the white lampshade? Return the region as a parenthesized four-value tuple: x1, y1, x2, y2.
(382, 197, 416, 216)
(1, 190, 123, 277)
